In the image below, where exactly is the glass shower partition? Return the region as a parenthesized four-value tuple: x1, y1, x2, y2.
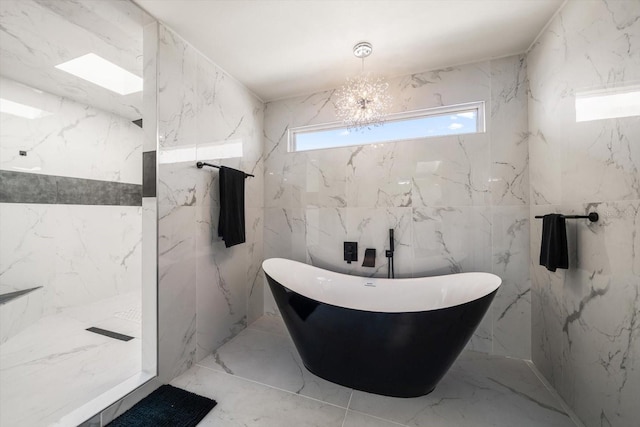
(0, 1, 158, 425)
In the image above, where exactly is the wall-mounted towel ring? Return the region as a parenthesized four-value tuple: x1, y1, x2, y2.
(196, 162, 254, 178)
(534, 212, 598, 222)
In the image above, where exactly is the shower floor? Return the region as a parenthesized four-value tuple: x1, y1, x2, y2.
(0, 292, 141, 427)
(172, 315, 582, 427)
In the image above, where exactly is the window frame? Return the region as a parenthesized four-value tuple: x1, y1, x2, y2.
(288, 101, 486, 153)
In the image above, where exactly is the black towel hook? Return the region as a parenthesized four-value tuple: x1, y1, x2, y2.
(196, 162, 254, 178)
(534, 212, 599, 222)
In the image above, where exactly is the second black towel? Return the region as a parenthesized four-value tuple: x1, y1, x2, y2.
(539, 214, 568, 272)
(218, 166, 246, 248)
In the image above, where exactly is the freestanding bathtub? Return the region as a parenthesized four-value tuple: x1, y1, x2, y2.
(263, 258, 501, 398)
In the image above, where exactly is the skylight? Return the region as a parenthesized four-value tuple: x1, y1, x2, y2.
(55, 53, 143, 96)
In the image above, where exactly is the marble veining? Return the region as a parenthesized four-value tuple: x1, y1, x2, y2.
(0, 77, 143, 185)
(156, 24, 264, 381)
(169, 315, 579, 427)
(263, 54, 531, 359)
(0, 204, 142, 341)
(0, 292, 141, 427)
(528, 1, 640, 425)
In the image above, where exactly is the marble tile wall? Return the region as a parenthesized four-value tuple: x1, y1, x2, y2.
(0, 77, 143, 342)
(263, 55, 531, 359)
(156, 25, 264, 383)
(528, 1, 640, 425)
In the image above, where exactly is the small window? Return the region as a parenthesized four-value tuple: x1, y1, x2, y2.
(289, 101, 485, 152)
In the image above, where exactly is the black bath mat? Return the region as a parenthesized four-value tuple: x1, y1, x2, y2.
(107, 385, 217, 427)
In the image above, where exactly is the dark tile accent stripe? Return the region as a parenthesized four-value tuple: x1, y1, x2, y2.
(86, 327, 134, 342)
(0, 170, 142, 206)
(142, 151, 156, 197)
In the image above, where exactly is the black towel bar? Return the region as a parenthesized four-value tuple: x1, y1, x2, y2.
(196, 162, 254, 178)
(534, 212, 599, 222)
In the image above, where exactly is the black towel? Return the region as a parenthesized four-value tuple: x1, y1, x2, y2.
(539, 214, 568, 272)
(218, 166, 245, 248)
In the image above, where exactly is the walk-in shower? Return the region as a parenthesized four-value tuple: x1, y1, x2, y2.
(0, 1, 158, 425)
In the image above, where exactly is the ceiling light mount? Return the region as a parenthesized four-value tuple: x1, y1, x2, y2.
(353, 42, 372, 59)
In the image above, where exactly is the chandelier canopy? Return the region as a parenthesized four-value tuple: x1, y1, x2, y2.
(335, 42, 391, 130)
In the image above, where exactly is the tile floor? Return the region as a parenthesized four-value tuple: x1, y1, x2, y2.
(172, 315, 580, 427)
(0, 292, 142, 427)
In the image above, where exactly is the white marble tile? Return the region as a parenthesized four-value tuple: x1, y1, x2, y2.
(0, 204, 141, 320)
(530, 205, 566, 387)
(264, 152, 307, 209)
(490, 55, 529, 206)
(141, 197, 158, 374)
(348, 351, 575, 427)
(47, 205, 142, 309)
(392, 62, 491, 113)
(555, 201, 640, 427)
(263, 207, 307, 262)
(0, 77, 142, 184)
(412, 206, 492, 276)
(179, 316, 584, 427)
(263, 274, 280, 316)
(304, 148, 349, 208)
(170, 365, 347, 427)
(0, 292, 141, 427)
(344, 142, 414, 208)
(156, 22, 264, 375)
(0, 283, 44, 343)
(158, 205, 196, 383)
(195, 246, 248, 361)
(157, 25, 196, 150)
(143, 20, 158, 152)
(528, 1, 640, 425)
(157, 161, 198, 217)
(264, 55, 528, 359)
(412, 133, 491, 207)
(246, 207, 265, 325)
(247, 313, 288, 337)
(343, 411, 407, 427)
(491, 206, 531, 359)
(198, 328, 352, 407)
(305, 207, 412, 278)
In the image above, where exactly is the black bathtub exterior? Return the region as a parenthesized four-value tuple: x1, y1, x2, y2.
(266, 273, 498, 398)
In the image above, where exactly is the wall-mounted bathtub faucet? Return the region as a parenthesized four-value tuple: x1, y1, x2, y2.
(362, 248, 376, 267)
(386, 229, 395, 278)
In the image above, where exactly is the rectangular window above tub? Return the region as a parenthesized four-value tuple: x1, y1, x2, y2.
(288, 101, 485, 152)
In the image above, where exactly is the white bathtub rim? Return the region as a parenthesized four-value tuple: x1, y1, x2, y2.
(262, 258, 501, 313)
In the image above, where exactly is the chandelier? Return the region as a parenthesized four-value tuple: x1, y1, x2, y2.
(335, 42, 392, 130)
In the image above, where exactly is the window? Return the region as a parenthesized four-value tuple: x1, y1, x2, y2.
(289, 101, 485, 152)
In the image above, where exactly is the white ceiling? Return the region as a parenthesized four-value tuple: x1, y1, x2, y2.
(134, 0, 564, 102)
